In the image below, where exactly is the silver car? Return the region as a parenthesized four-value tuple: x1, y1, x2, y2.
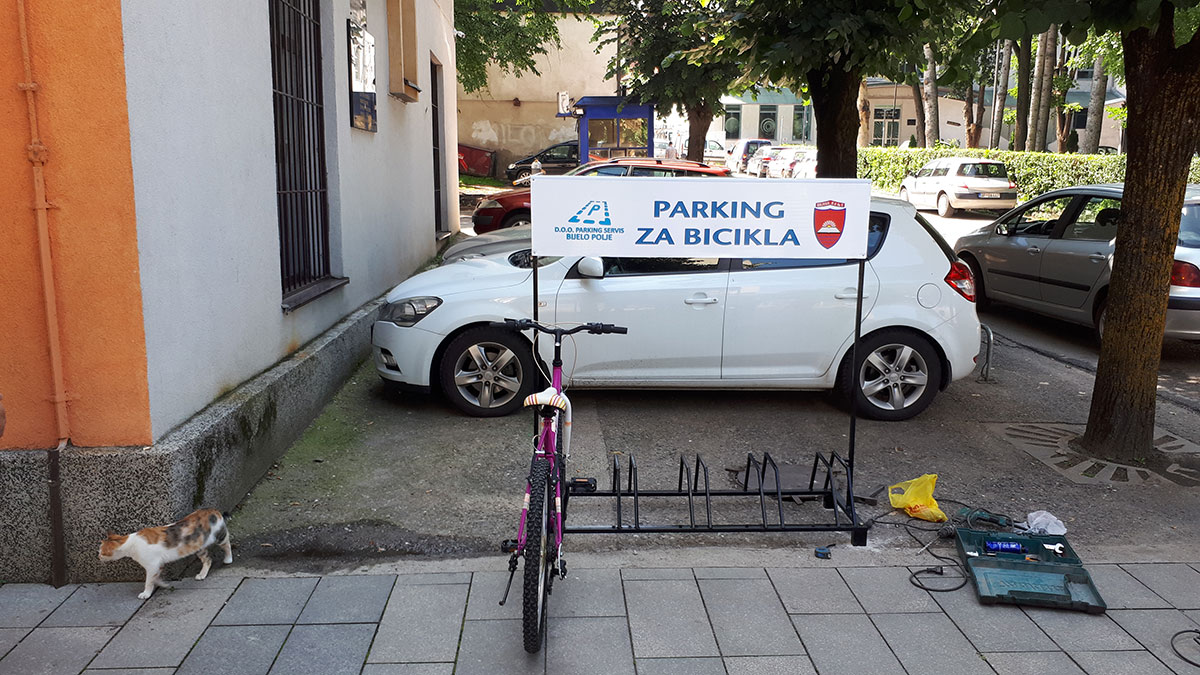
(955, 184, 1200, 341)
(900, 157, 1019, 217)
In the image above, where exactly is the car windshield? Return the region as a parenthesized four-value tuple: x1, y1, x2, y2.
(957, 163, 1007, 178)
(1181, 205, 1200, 248)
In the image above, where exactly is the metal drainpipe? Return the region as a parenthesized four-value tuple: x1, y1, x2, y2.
(17, 0, 70, 588)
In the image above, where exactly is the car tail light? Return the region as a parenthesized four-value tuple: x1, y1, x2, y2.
(945, 261, 976, 302)
(1172, 260, 1200, 287)
(1008, 181, 1017, 189)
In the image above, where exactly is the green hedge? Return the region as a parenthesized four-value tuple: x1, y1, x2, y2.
(856, 147, 1139, 201)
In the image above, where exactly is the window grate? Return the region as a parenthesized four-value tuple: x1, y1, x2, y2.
(269, 0, 331, 298)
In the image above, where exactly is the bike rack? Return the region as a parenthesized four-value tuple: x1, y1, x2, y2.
(563, 451, 868, 545)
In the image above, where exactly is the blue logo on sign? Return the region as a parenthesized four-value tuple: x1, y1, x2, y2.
(568, 200, 611, 226)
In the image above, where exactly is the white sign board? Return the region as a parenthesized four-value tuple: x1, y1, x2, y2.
(531, 177, 872, 259)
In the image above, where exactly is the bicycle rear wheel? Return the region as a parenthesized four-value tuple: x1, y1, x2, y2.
(523, 458, 552, 653)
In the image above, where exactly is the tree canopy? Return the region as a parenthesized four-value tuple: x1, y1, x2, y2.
(456, 0, 591, 93)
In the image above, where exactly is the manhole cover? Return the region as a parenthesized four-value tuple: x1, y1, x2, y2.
(991, 423, 1200, 487)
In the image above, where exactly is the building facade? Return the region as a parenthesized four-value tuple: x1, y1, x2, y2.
(2, 0, 457, 582)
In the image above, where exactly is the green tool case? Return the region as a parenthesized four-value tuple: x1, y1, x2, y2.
(955, 528, 1106, 614)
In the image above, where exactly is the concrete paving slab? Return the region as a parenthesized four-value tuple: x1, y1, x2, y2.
(0, 630, 25, 660)
(361, 665, 455, 675)
(621, 568, 693, 581)
(169, 571, 245, 588)
(767, 568, 862, 614)
(872, 612, 993, 674)
(1089, 565, 1172, 609)
(0, 583, 77, 628)
(1068, 650, 1175, 675)
(465, 571, 522, 621)
(175, 624, 291, 675)
(838, 566, 939, 614)
(724, 655, 817, 675)
(982, 651, 1086, 674)
(0, 626, 116, 675)
(698, 579, 804, 656)
(41, 583, 145, 627)
(394, 572, 471, 585)
(1024, 607, 1142, 651)
(633, 657, 724, 675)
(791, 614, 904, 675)
(82, 669, 176, 675)
(89, 587, 234, 669)
(296, 575, 395, 624)
(213, 577, 318, 625)
(546, 616, 634, 675)
(269, 623, 376, 675)
(1108, 609, 1200, 674)
(453, 619, 544, 675)
(368, 583, 468, 663)
(1123, 564, 1200, 610)
(693, 567, 766, 579)
(624, 579, 719, 658)
(549, 568, 626, 618)
(932, 584, 1059, 652)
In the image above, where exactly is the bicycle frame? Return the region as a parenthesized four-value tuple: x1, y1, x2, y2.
(514, 333, 567, 561)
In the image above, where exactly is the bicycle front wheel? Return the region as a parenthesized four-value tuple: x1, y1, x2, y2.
(523, 458, 552, 653)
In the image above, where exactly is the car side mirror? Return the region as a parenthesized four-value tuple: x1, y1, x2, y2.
(996, 223, 1014, 236)
(577, 256, 605, 278)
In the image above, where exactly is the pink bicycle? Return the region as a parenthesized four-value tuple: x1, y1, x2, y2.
(494, 318, 627, 653)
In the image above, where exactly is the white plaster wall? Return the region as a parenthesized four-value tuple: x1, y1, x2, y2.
(122, 0, 457, 438)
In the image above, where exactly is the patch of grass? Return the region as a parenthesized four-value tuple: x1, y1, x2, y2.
(460, 174, 507, 189)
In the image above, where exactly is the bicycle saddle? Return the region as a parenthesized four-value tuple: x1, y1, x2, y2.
(523, 387, 568, 410)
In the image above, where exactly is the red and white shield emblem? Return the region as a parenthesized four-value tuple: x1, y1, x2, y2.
(814, 200, 846, 249)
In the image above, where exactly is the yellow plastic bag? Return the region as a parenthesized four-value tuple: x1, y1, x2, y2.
(888, 474, 948, 523)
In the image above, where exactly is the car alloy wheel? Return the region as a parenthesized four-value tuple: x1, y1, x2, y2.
(514, 169, 531, 183)
(859, 343, 930, 412)
(839, 328, 943, 421)
(937, 193, 957, 217)
(438, 327, 536, 416)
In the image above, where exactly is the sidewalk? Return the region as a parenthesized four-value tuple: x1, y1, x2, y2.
(2, 550, 1199, 675)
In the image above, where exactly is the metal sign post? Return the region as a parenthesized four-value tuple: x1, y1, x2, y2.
(528, 176, 873, 545)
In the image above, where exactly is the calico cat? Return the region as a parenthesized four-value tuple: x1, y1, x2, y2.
(98, 508, 233, 599)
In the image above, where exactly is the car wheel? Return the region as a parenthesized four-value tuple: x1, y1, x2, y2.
(438, 327, 537, 417)
(513, 169, 531, 183)
(899, 187, 909, 203)
(962, 255, 990, 310)
(937, 193, 957, 218)
(502, 211, 532, 229)
(838, 329, 943, 421)
(1094, 297, 1107, 343)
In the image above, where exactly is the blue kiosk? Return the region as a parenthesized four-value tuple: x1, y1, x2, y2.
(568, 96, 655, 160)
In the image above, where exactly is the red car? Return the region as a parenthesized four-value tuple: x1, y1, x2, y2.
(470, 157, 732, 234)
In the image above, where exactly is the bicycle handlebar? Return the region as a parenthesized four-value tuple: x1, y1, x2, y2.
(489, 318, 628, 336)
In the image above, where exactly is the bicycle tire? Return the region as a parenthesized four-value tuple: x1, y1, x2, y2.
(522, 458, 552, 653)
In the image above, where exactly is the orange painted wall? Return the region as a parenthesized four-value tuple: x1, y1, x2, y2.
(1, 0, 151, 449)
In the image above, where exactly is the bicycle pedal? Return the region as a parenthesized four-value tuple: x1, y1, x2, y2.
(500, 539, 519, 553)
(569, 477, 597, 493)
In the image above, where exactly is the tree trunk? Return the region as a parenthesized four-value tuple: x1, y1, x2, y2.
(1027, 31, 1048, 151)
(1015, 36, 1032, 150)
(990, 40, 1012, 149)
(910, 77, 927, 147)
(685, 103, 713, 163)
(972, 74, 987, 148)
(964, 82, 979, 148)
(1037, 26, 1059, 151)
(808, 62, 863, 178)
(1080, 55, 1107, 154)
(924, 43, 940, 146)
(1080, 6, 1200, 461)
(857, 79, 872, 147)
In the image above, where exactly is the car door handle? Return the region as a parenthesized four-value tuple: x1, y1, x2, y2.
(834, 289, 871, 299)
(1088, 253, 1107, 263)
(1027, 246, 1042, 255)
(684, 297, 719, 305)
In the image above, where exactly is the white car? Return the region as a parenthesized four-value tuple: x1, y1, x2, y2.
(899, 157, 1019, 217)
(790, 150, 818, 179)
(767, 148, 801, 179)
(372, 198, 981, 421)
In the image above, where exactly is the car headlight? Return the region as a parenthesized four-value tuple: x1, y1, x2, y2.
(508, 163, 516, 169)
(379, 296, 442, 327)
(476, 199, 501, 210)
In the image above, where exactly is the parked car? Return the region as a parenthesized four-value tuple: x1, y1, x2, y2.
(683, 138, 728, 165)
(504, 141, 580, 183)
(726, 138, 772, 174)
(955, 183, 1200, 341)
(790, 150, 818, 179)
(375, 198, 981, 421)
(472, 157, 730, 234)
(767, 147, 802, 179)
(899, 157, 1019, 217)
(746, 145, 786, 178)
